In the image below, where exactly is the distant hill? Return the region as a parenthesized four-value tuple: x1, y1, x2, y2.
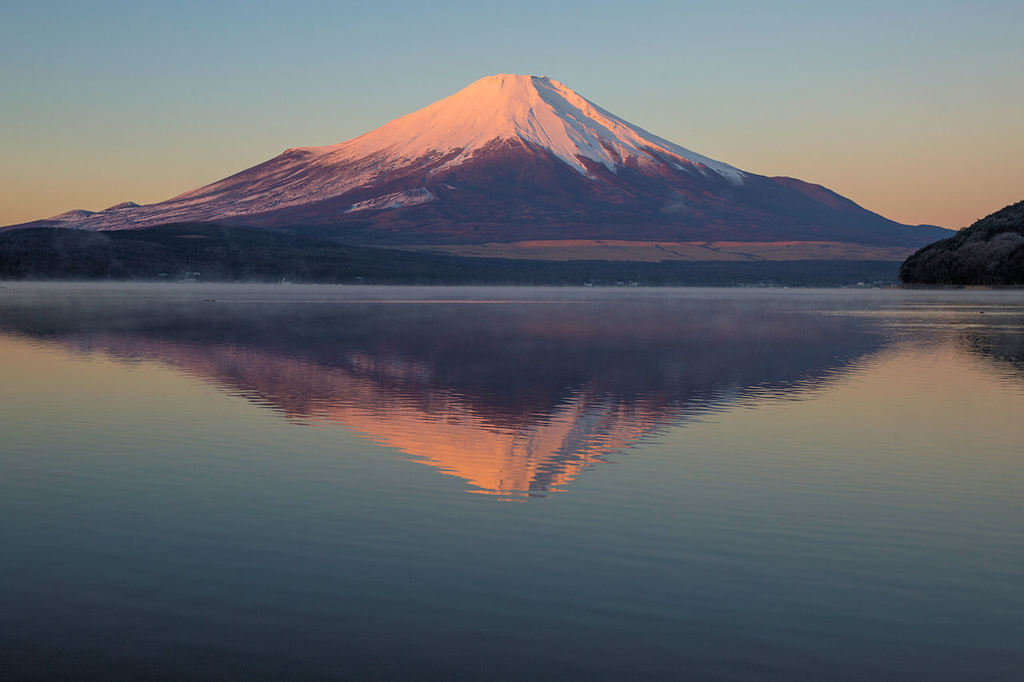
(900, 200, 1024, 285)
(0, 223, 902, 286)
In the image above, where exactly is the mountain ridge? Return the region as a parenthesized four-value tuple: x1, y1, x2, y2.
(4, 74, 952, 257)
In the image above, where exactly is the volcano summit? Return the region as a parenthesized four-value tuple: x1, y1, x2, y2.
(8, 74, 949, 260)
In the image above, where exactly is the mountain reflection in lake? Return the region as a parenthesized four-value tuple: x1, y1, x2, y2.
(1, 284, 1022, 681)
(0, 285, 883, 497)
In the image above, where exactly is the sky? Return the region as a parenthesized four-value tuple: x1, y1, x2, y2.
(1, 0, 1021, 229)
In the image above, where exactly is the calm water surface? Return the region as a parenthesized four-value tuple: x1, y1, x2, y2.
(1, 283, 1022, 680)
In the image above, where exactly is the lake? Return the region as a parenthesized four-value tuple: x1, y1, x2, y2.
(1, 283, 1021, 681)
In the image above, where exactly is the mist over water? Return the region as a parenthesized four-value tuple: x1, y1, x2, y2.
(1, 283, 1022, 680)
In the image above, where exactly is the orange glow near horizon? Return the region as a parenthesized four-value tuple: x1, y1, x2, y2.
(3, 4, 1021, 230)
(2, 113, 1019, 231)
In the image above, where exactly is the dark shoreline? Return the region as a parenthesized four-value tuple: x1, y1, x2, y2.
(0, 224, 904, 287)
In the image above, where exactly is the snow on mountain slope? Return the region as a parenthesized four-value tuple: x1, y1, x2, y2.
(20, 74, 744, 230)
(302, 74, 744, 182)
(4, 73, 952, 253)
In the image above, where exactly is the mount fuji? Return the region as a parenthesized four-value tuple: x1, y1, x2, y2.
(7, 74, 950, 260)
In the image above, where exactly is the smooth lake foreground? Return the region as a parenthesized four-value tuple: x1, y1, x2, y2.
(1, 283, 1022, 681)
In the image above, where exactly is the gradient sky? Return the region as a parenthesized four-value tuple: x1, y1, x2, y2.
(1, 0, 1021, 229)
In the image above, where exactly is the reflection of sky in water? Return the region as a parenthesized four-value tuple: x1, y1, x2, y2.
(1, 285, 1023, 680)
(0, 285, 893, 497)
(1, 285, 1023, 497)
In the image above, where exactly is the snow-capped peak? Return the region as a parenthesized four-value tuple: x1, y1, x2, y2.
(22, 74, 747, 231)
(308, 74, 744, 183)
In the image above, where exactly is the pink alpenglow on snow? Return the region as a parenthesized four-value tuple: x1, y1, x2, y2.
(5, 74, 951, 256)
